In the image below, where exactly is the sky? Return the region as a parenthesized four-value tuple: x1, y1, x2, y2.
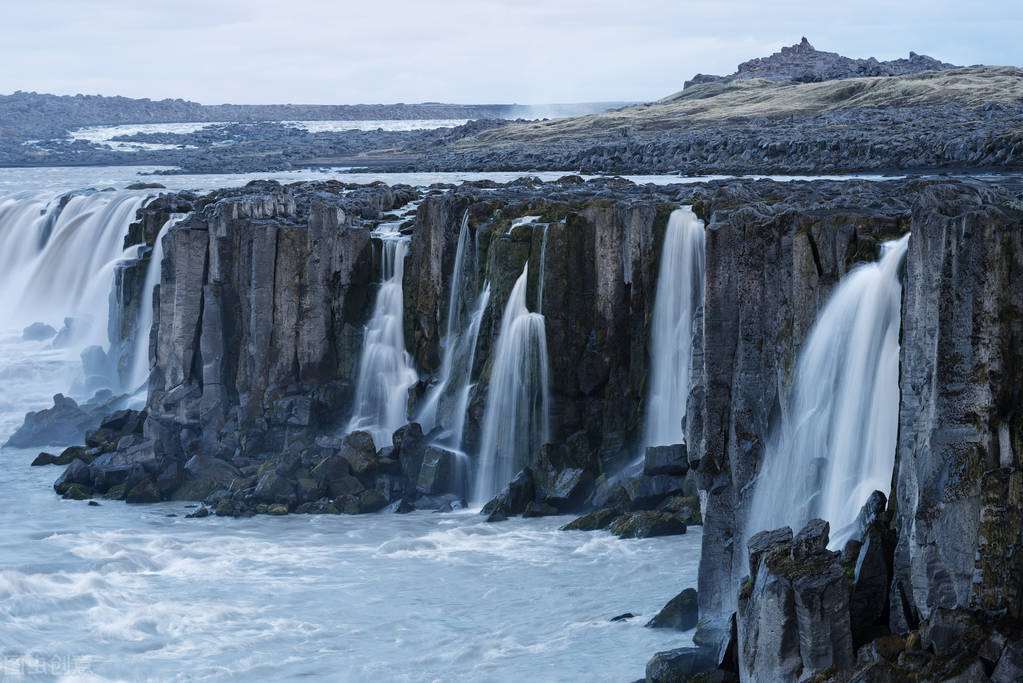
(1, 1, 1020, 105)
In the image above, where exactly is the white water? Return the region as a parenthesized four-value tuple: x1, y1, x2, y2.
(0, 165, 705, 682)
(643, 208, 706, 448)
(347, 218, 419, 448)
(748, 234, 910, 548)
(128, 213, 188, 391)
(416, 213, 491, 452)
(474, 264, 551, 503)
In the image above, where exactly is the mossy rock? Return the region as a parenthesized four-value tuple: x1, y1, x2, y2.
(31, 452, 58, 466)
(561, 507, 619, 531)
(609, 511, 686, 539)
(61, 483, 92, 500)
(169, 477, 221, 502)
(266, 504, 289, 516)
(105, 483, 128, 501)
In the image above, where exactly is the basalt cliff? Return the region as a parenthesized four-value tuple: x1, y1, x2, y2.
(25, 174, 1023, 680)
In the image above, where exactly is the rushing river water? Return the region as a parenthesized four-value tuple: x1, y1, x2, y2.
(0, 164, 705, 681)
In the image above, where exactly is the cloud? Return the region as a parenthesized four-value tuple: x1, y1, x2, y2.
(0, 0, 1019, 104)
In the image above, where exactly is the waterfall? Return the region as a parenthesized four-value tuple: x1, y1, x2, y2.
(347, 221, 419, 448)
(0, 190, 152, 392)
(474, 263, 551, 503)
(748, 234, 910, 548)
(417, 213, 492, 451)
(128, 213, 188, 392)
(643, 207, 706, 448)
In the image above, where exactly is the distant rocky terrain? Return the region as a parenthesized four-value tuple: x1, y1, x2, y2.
(3, 40, 1020, 176)
(684, 37, 960, 88)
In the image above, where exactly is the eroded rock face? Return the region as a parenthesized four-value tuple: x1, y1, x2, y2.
(891, 184, 1023, 627)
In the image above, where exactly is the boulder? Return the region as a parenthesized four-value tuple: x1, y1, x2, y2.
(644, 444, 688, 476)
(22, 322, 56, 341)
(339, 430, 379, 478)
(253, 471, 295, 504)
(31, 452, 58, 466)
(522, 501, 559, 518)
(5, 394, 98, 448)
(482, 468, 535, 517)
(61, 483, 92, 500)
(125, 478, 161, 504)
(392, 422, 427, 485)
(416, 446, 461, 495)
(538, 468, 593, 511)
(645, 647, 715, 682)
(561, 508, 619, 531)
(746, 527, 793, 575)
(994, 639, 1023, 683)
(657, 495, 702, 525)
(610, 511, 686, 539)
(792, 518, 829, 561)
(53, 458, 92, 490)
(646, 588, 699, 631)
(183, 454, 240, 486)
(620, 474, 687, 510)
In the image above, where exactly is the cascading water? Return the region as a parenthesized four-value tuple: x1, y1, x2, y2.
(748, 234, 910, 548)
(642, 207, 706, 448)
(416, 213, 491, 451)
(347, 219, 419, 448)
(0, 190, 152, 392)
(128, 213, 188, 391)
(474, 263, 551, 504)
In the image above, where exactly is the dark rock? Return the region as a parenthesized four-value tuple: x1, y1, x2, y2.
(356, 489, 388, 513)
(851, 529, 893, 646)
(22, 322, 56, 341)
(183, 455, 240, 486)
(620, 474, 687, 510)
(646, 588, 699, 631)
(31, 452, 58, 466)
(339, 430, 379, 477)
(791, 518, 829, 561)
(61, 483, 92, 500)
(186, 507, 211, 518)
(522, 501, 559, 518)
(538, 468, 593, 511)
(125, 478, 161, 504)
(253, 471, 295, 504)
(391, 499, 415, 514)
(561, 508, 619, 531)
(609, 511, 686, 539)
(87, 500, 100, 506)
(746, 527, 793, 574)
(993, 639, 1023, 682)
(392, 422, 427, 484)
(645, 647, 715, 682)
(657, 495, 702, 525)
(644, 444, 688, 476)
(847, 659, 912, 683)
(416, 446, 461, 495)
(486, 507, 509, 523)
(311, 452, 363, 498)
(54, 458, 91, 490)
(482, 468, 535, 517)
(610, 613, 636, 622)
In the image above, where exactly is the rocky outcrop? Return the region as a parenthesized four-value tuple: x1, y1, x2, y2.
(684, 37, 959, 89)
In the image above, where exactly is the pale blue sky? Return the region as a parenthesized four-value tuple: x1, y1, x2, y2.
(1, 0, 1020, 104)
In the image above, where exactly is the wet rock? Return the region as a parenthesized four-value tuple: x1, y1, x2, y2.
(746, 527, 793, 574)
(522, 501, 559, 518)
(392, 423, 427, 485)
(644, 444, 688, 476)
(311, 451, 362, 498)
(610, 613, 635, 622)
(657, 495, 702, 525)
(31, 452, 58, 466)
(416, 446, 460, 495)
(183, 454, 240, 486)
(391, 499, 415, 514)
(848, 659, 912, 683)
(482, 468, 535, 517)
(620, 474, 688, 510)
(266, 504, 289, 515)
(539, 467, 593, 511)
(791, 518, 829, 561)
(356, 489, 388, 513)
(22, 322, 56, 341)
(486, 507, 509, 523)
(339, 430, 379, 477)
(645, 647, 715, 682)
(61, 483, 92, 500)
(561, 507, 619, 531)
(125, 478, 161, 504)
(186, 506, 211, 518)
(609, 511, 686, 539)
(253, 471, 295, 504)
(54, 458, 92, 490)
(646, 588, 699, 631)
(857, 634, 906, 664)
